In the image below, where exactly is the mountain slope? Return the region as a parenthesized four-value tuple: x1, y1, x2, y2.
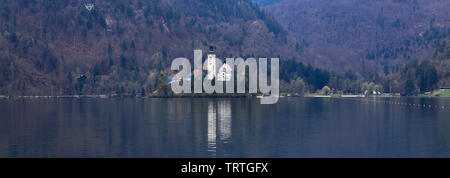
(263, 0, 450, 73)
(0, 0, 301, 95)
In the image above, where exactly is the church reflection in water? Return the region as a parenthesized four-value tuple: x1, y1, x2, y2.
(207, 101, 217, 156)
(207, 100, 232, 156)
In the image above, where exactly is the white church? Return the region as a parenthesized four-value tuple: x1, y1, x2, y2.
(206, 47, 232, 82)
(206, 48, 217, 80)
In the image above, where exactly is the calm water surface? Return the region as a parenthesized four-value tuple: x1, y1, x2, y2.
(0, 97, 449, 158)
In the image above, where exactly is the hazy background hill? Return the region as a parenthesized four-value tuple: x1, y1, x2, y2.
(259, 0, 450, 73)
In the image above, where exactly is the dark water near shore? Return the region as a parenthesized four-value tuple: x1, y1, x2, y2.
(0, 97, 449, 158)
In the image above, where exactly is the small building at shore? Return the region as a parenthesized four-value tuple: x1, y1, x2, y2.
(440, 86, 450, 93)
(438, 86, 450, 96)
(217, 64, 232, 82)
(441, 86, 450, 90)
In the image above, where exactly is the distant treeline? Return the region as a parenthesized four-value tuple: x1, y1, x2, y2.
(280, 42, 449, 96)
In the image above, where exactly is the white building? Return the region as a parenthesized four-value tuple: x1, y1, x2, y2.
(84, 3, 94, 11)
(206, 50, 216, 80)
(217, 64, 232, 82)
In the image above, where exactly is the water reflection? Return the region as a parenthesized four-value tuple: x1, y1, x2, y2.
(218, 100, 232, 142)
(0, 98, 449, 158)
(207, 101, 217, 156)
(207, 100, 232, 156)
(167, 98, 191, 121)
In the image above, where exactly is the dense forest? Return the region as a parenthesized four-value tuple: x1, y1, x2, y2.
(0, 0, 305, 96)
(0, 0, 449, 97)
(278, 43, 449, 96)
(262, 0, 450, 73)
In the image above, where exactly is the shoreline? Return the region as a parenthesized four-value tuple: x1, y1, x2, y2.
(1, 94, 448, 99)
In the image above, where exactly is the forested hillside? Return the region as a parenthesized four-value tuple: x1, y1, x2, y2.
(382, 42, 450, 95)
(262, 0, 450, 73)
(1, 0, 449, 96)
(0, 0, 305, 95)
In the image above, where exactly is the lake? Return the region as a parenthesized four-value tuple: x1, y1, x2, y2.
(0, 97, 449, 158)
